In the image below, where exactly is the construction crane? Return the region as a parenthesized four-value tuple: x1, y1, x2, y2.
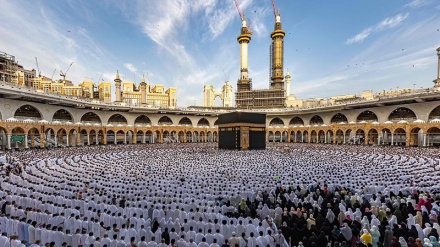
(50, 69, 57, 81)
(60, 62, 73, 81)
(272, 0, 277, 20)
(35, 57, 41, 77)
(233, 0, 253, 34)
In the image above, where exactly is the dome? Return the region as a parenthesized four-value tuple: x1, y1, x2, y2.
(413, 119, 425, 123)
(397, 120, 407, 124)
(23, 118, 35, 122)
(430, 118, 440, 123)
(6, 117, 18, 121)
(372, 121, 380, 125)
(38, 120, 49, 123)
(384, 121, 393, 124)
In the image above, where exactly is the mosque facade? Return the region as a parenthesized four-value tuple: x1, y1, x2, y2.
(0, 47, 440, 150)
(1, 34, 440, 150)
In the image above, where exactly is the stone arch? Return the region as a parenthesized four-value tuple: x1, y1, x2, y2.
(331, 113, 348, 124)
(106, 130, 115, 144)
(158, 116, 173, 125)
(213, 131, 218, 142)
(214, 119, 219, 126)
(135, 130, 144, 143)
(326, 130, 334, 143)
(409, 127, 423, 147)
(27, 127, 40, 148)
(427, 127, 440, 147)
(318, 130, 325, 143)
(108, 114, 128, 125)
(116, 130, 125, 144)
(145, 130, 153, 143)
(134, 115, 152, 126)
(388, 107, 417, 122)
(310, 115, 324, 125)
(10, 127, 26, 149)
(186, 131, 193, 143)
(345, 129, 353, 144)
(335, 129, 344, 144)
(178, 131, 185, 143)
(125, 130, 134, 144)
(289, 130, 295, 142)
(428, 105, 440, 121)
(207, 131, 213, 142)
(303, 130, 309, 143)
(296, 130, 302, 142)
(14, 104, 42, 120)
(380, 128, 392, 145)
(193, 131, 199, 142)
(179, 117, 193, 126)
(269, 117, 284, 127)
(367, 128, 379, 145)
(56, 128, 68, 147)
(197, 118, 210, 127)
(354, 129, 365, 145)
(289, 117, 304, 126)
(310, 130, 318, 143)
(268, 131, 274, 142)
(357, 110, 378, 123)
(393, 128, 406, 146)
(80, 112, 101, 124)
(52, 109, 74, 122)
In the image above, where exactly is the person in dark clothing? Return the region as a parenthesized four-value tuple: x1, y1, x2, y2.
(407, 237, 418, 247)
(384, 226, 393, 247)
(317, 231, 328, 247)
(408, 226, 419, 241)
(429, 229, 439, 240)
(162, 227, 170, 244)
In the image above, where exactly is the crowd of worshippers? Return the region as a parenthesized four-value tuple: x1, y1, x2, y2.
(0, 143, 440, 247)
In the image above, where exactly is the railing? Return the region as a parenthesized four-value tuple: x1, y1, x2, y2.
(1, 79, 439, 113)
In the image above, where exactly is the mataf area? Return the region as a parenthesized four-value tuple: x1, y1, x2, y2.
(1, 143, 440, 246)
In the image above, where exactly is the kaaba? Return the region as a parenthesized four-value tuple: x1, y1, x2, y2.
(217, 112, 266, 150)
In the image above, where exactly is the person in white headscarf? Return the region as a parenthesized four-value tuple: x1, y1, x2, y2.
(416, 224, 424, 240)
(424, 224, 433, 238)
(326, 208, 335, 223)
(389, 215, 398, 230)
(371, 215, 380, 228)
(340, 223, 352, 242)
(399, 237, 408, 247)
(353, 208, 362, 220)
(424, 238, 433, 247)
(407, 214, 416, 229)
(361, 216, 370, 231)
(371, 225, 380, 247)
(433, 223, 440, 235)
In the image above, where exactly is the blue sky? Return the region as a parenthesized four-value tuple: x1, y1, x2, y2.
(0, 0, 439, 107)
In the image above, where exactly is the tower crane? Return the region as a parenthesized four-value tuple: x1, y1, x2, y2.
(60, 62, 73, 81)
(233, 0, 253, 34)
(51, 69, 57, 81)
(272, 0, 277, 20)
(35, 57, 41, 77)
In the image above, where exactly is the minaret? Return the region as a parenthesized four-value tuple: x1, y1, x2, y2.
(285, 69, 291, 97)
(236, 15, 252, 92)
(434, 47, 440, 87)
(114, 70, 122, 102)
(140, 74, 147, 104)
(270, 10, 286, 90)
